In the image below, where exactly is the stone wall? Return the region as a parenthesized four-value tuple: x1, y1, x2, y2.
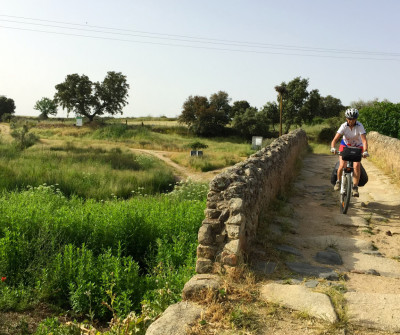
(196, 129, 308, 274)
(367, 131, 400, 180)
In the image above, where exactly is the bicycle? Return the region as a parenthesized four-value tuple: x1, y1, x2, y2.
(336, 147, 362, 214)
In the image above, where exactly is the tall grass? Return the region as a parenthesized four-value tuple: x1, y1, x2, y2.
(31, 123, 256, 163)
(0, 142, 175, 199)
(0, 181, 208, 320)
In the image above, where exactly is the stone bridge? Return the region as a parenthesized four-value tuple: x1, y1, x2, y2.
(147, 129, 400, 335)
(196, 128, 308, 273)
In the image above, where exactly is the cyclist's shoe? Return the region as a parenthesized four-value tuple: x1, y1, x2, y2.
(334, 181, 340, 191)
(352, 186, 359, 197)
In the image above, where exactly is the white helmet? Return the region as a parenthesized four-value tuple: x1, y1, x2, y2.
(345, 108, 359, 119)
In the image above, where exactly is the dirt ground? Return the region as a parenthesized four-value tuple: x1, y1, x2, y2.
(130, 148, 225, 182)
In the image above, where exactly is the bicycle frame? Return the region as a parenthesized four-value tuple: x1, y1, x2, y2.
(340, 160, 354, 214)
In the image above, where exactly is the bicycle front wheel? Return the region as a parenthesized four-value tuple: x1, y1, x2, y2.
(340, 173, 352, 214)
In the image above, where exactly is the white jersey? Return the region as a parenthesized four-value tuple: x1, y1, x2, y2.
(337, 121, 366, 147)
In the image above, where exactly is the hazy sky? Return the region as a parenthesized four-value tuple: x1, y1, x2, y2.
(1, 0, 400, 118)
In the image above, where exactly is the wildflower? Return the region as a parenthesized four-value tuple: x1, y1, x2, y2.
(1, 277, 6, 282)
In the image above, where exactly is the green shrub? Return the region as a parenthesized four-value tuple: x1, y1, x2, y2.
(326, 116, 343, 130)
(34, 317, 80, 335)
(185, 141, 208, 150)
(0, 284, 37, 312)
(10, 124, 39, 149)
(310, 116, 325, 125)
(317, 127, 336, 143)
(359, 101, 400, 139)
(0, 181, 206, 319)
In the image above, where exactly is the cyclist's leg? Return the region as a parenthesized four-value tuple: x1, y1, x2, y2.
(337, 156, 346, 181)
(334, 156, 346, 190)
(337, 143, 347, 181)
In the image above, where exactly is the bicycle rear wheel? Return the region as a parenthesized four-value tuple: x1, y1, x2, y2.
(340, 173, 352, 214)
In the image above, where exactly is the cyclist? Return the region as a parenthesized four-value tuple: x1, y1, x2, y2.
(330, 108, 369, 197)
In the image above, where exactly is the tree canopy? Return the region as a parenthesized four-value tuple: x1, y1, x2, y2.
(275, 77, 344, 133)
(278, 77, 309, 133)
(34, 97, 58, 119)
(232, 106, 270, 138)
(178, 77, 345, 139)
(54, 71, 129, 122)
(231, 100, 251, 119)
(178, 91, 231, 136)
(0, 95, 16, 121)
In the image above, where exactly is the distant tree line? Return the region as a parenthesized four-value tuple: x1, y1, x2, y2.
(178, 76, 345, 139)
(2, 74, 399, 140)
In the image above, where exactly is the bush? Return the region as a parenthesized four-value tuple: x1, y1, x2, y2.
(10, 124, 39, 149)
(34, 317, 80, 335)
(0, 181, 206, 319)
(185, 141, 208, 150)
(358, 101, 400, 139)
(317, 127, 336, 143)
(310, 116, 325, 125)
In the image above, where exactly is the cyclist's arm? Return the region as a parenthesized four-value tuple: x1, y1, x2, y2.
(360, 133, 368, 152)
(331, 132, 341, 149)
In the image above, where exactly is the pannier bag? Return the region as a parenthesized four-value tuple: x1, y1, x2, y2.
(330, 161, 368, 187)
(341, 146, 362, 162)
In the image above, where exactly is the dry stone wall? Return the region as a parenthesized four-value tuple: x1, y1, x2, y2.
(367, 131, 400, 180)
(196, 129, 308, 273)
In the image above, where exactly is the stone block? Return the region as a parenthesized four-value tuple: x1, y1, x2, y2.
(224, 239, 240, 254)
(222, 252, 238, 266)
(196, 258, 213, 274)
(229, 198, 243, 215)
(226, 213, 245, 226)
(182, 274, 221, 300)
(204, 209, 221, 219)
(226, 224, 242, 239)
(145, 301, 203, 335)
(197, 245, 217, 259)
(198, 225, 214, 245)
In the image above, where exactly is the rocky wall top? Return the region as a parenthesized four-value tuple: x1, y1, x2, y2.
(196, 129, 308, 273)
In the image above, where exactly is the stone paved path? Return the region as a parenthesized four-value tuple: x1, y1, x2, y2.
(259, 153, 400, 333)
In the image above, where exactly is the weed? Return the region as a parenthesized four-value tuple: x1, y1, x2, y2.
(229, 306, 260, 331)
(34, 317, 81, 335)
(362, 228, 375, 235)
(316, 283, 348, 327)
(294, 310, 312, 320)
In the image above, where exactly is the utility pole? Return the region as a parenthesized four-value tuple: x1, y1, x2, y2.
(274, 85, 287, 137)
